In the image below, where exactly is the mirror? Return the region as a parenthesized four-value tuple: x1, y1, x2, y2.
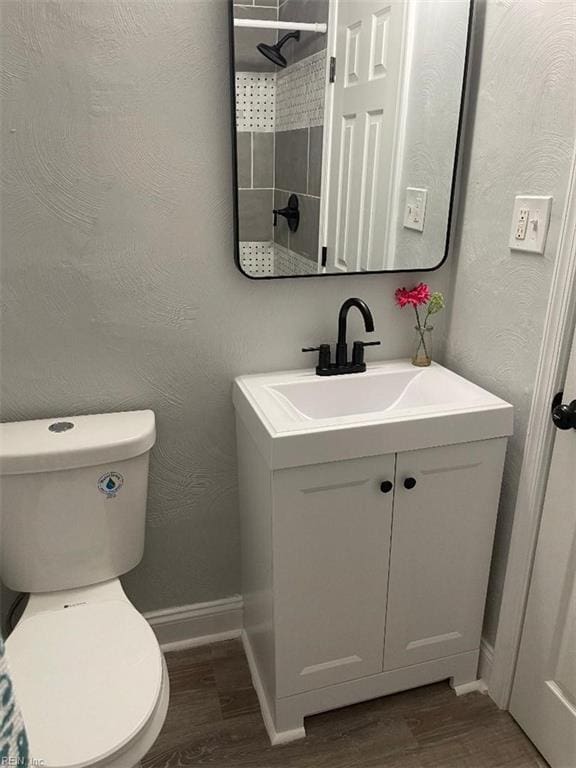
(230, 0, 471, 278)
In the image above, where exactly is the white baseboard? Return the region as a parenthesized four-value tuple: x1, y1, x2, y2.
(145, 595, 244, 652)
(241, 630, 306, 746)
(478, 638, 494, 688)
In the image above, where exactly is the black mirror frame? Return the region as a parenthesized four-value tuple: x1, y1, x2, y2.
(229, 0, 474, 280)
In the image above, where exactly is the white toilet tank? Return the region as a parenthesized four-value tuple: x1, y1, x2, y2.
(0, 410, 156, 593)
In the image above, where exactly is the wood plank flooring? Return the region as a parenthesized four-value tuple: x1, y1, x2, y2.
(142, 639, 548, 768)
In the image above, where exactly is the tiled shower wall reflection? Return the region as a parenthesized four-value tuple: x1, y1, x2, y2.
(235, 72, 275, 246)
(273, 49, 325, 266)
(233, 0, 328, 276)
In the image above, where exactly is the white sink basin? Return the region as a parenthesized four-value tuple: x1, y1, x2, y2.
(233, 360, 513, 469)
(270, 370, 421, 419)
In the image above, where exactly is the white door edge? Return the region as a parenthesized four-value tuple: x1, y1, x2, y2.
(490, 143, 576, 709)
(318, 0, 338, 273)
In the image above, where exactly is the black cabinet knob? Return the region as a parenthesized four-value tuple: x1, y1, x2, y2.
(380, 481, 393, 494)
(403, 477, 417, 490)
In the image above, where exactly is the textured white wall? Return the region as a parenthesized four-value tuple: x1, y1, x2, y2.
(0, 0, 450, 617)
(445, 0, 576, 643)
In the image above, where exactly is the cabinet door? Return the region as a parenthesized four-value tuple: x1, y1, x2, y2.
(274, 454, 395, 697)
(384, 439, 507, 671)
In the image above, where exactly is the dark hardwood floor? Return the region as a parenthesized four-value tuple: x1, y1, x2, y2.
(143, 639, 548, 768)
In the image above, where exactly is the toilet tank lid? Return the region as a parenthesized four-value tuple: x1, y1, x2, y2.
(0, 410, 156, 475)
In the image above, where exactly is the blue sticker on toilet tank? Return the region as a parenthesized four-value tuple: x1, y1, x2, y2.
(97, 471, 124, 498)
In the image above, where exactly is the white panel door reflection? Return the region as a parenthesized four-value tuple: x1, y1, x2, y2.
(326, 0, 406, 273)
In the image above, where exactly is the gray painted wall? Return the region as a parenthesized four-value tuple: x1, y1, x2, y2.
(2, 0, 574, 656)
(0, 0, 450, 620)
(444, 0, 576, 644)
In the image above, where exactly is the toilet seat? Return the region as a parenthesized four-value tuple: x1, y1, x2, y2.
(6, 597, 163, 768)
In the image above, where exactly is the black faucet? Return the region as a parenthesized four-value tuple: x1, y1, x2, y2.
(303, 298, 381, 376)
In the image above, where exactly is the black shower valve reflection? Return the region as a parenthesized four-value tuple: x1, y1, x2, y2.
(273, 194, 300, 233)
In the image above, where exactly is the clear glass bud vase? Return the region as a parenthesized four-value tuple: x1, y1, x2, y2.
(412, 325, 433, 367)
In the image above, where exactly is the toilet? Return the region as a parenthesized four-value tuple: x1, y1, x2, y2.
(0, 410, 169, 768)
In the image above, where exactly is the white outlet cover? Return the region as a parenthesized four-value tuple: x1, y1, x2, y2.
(509, 195, 553, 254)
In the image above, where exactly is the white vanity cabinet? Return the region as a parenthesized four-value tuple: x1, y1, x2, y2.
(384, 440, 506, 670)
(233, 361, 513, 743)
(273, 453, 395, 697)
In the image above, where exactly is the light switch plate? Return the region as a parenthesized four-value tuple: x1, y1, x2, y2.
(509, 195, 552, 254)
(403, 187, 428, 232)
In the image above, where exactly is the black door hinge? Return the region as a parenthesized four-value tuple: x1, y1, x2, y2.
(321, 246, 328, 267)
(329, 57, 336, 83)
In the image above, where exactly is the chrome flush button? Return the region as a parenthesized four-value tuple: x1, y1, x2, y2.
(48, 421, 75, 433)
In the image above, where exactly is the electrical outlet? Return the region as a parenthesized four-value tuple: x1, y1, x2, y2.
(515, 208, 529, 240)
(509, 196, 552, 254)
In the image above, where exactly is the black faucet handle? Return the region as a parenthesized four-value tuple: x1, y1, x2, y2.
(302, 344, 331, 370)
(352, 340, 381, 366)
(273, 194, 300, 232)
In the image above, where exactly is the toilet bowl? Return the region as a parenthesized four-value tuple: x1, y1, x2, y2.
(6, 579, 169, 768)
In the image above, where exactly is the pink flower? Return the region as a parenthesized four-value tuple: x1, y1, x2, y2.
(395, 283, 431, 308)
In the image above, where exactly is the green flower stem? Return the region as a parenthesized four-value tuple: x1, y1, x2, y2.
(413, 306, 430, 359)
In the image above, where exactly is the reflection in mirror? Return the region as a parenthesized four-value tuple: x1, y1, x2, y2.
(231, 0, 471, 278)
